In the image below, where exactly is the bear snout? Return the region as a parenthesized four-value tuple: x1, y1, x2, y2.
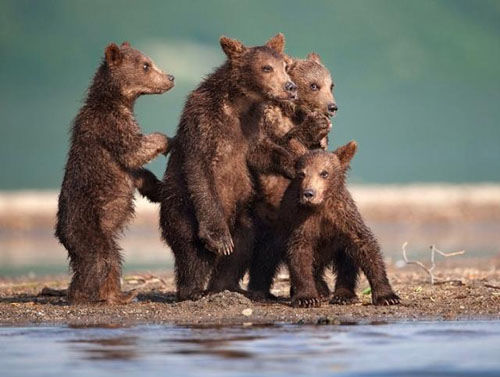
(285, 81, 298, 100)
(327, 103, 338, 116)
(301, 189, 316, 203)
(285, 81, 297, 92)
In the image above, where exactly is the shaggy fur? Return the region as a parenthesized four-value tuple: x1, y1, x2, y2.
(55, 42, 174, 304)
(247, 54, 338, 300)
(279, 143, 400, 307)
(159, 34, 298, 300)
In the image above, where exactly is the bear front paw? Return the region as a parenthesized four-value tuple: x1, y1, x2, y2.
(248, 290, 278, 302)
(291, 295, 321, 308)
(198, 224, 234, 256)
(372, 292, 400, 306)
(302, 112, 331, 145)
(330, 294, 359, 305)
(329, 287, 358, 305)
(150, 132, 169, 154)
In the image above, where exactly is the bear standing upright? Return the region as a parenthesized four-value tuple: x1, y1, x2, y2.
(247, 53, 338, 299)
(159, 34, 298, 300)
(279, 143, 400, 307)
(55, 42, 175, 304)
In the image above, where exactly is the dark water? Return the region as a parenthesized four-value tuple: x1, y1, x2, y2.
(1, 321, 500, 377)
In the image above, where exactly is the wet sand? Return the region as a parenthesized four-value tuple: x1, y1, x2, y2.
(1, 263, 499, 327)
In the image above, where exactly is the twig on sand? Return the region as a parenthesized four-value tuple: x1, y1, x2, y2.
(402, 242, 465, 285)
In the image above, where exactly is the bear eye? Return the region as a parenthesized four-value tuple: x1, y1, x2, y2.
(320, 170, 329, 179)
(310, 83, 319, 91)
(143, 62, 150, 72)
(262, 65, 273, 73)
(297, 171, 305, 179)
(330, 83, 334, 91)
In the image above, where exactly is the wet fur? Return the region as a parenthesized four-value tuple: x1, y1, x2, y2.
(247, 56, 336, 300)
(55, 42, 173, 304)
(280, 147, 400, 307)
(158, 34, 297, 300)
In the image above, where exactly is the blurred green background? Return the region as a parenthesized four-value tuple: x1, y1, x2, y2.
(1, 0, 499, 189)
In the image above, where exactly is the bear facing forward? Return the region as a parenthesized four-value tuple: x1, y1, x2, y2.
(279, 143, 400, 307)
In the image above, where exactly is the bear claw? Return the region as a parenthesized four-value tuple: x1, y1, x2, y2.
(292, 296, 321, 308)
(373, 293, 400, 306)
(330, 295, 359, 305)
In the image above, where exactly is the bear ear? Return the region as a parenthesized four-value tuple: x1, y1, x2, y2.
(307, 52, 322, 64)
(333, 141, 357, 168)
(121, 41, 131, 48)
(284, 54, 294, 69)
(220, 36, 246, 60)
(266, 33, 285, 54)
(105, 43, 122, 67)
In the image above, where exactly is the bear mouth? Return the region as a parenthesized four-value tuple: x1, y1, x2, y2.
(298, 197, 322, 208)
(268, 90, 298, 102)
(142, 84, 175, 95)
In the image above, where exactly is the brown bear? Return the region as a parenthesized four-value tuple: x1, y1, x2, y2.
(159, 34, 298, 300)
(246, 53, 338, 300)
(279, 143, 400, 307)
(55, 42, 175, 304)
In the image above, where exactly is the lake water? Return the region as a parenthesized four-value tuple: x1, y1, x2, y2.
(1, 321, 500, 377)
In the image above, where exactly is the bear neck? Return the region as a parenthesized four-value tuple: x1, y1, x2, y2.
(206, 62, 264, 118)
(85, 62, 137, 112)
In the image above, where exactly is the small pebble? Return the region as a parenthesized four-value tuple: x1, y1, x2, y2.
(242, 308, 253, 316)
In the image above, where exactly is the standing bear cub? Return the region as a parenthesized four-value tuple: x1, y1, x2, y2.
(247, 53, 337, 300)
(56, 42, 175, 304)
(279, 143, 400, 307)
(160, 34, 297, 300)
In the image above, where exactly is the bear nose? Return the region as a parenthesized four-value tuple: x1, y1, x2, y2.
(285, 81, 297, 92)
(303, 189, 316, 200)
(168, 74, 175, 82)
(327, 103, 338, 115)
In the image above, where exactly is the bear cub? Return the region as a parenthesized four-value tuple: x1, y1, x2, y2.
(279, 142, 400, 307)
(55, 42, 175, 304)
(159, 34, 298, 300)
(247, 53, 337, 300)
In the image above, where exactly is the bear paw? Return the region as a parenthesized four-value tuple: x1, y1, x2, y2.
(248, 290, 278, 302)
(198, 223, 234, 256)
(149, 132, 169, 154)
(372, 292, 400, 306)
(292, 296, 321, 308)
(330, 294, 359, 305)
(330, 288, 358, 305)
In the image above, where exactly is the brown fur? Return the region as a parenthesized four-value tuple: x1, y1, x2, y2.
(55, 42, 175, 304)
(158, 34, 298, 300)
(279, 143, 400, 307)
(247, 55, 338, 300)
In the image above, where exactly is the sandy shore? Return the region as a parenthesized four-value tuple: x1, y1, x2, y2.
(1, 186, 498, 326)
(0, 263, 499, 327)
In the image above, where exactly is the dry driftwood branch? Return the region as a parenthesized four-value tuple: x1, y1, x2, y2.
(402, 242, 465, 285)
